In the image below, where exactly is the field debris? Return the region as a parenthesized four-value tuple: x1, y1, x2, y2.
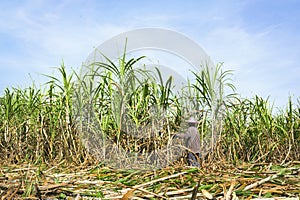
(0, 161, 299, 199)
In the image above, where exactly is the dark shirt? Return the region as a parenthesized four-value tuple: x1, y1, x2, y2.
(176, 126, 201, 153)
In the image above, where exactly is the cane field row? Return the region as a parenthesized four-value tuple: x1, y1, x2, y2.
(0, 54, 299, 199)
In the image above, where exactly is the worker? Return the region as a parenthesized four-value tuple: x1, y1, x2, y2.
(174, 117, 201, 167)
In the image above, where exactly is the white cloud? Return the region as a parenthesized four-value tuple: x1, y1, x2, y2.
(199, 24, 300, 108)
(0, 2, 133, 91)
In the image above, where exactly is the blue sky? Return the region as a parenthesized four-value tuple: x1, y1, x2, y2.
(0, 0, 299, 109)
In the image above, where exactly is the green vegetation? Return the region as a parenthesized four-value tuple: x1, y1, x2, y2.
(0, 53, 299, 199)
(0, 54, 299, 166)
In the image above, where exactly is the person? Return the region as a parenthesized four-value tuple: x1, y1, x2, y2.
(174, 117, 201, 167)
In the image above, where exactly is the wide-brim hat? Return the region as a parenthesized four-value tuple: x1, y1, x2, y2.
(185, 117, 199, 124)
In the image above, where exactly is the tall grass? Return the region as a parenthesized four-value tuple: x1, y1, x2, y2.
(0, 65, 87, 164)
(191, 62, 236, 154)
(219, 96, 300, 163)
(0, 56, 299, 166)
(74, 52, 183, 167)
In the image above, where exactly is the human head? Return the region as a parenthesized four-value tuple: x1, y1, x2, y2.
(185, 117, 199, 127)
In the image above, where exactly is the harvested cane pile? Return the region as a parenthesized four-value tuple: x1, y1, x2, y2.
(0, 161, 299, 200)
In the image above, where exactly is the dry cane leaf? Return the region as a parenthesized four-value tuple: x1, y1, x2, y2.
(74, 194, 81, 200)
(1, 188, 13, 200)
(191, 180, 200, 200)
(120, 188, 136, 200)
(201, 189, 214, 200)
(232, 192, 238, 200)
(243, 169, 286, 191)
(225, 182, 236, 200)
(2, 182, 21, 200)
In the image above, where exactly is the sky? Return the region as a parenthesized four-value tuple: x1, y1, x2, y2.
(0, 0, 299, 109)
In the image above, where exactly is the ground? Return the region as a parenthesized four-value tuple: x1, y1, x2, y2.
(0, 161, 299, 199)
